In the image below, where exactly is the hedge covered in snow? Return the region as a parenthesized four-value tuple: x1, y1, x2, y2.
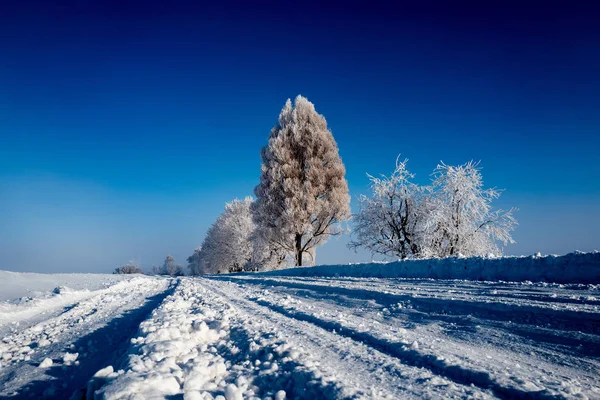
(263, 252, 600, 284)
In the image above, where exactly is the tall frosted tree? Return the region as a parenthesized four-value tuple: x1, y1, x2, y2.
(253, 95, 351, 266)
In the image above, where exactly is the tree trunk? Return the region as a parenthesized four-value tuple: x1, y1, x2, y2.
(295, 233, 303, 266)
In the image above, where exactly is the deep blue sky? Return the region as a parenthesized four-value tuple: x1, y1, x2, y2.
(1, 1, 599, 273)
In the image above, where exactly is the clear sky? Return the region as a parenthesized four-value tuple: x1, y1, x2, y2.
(1, 1, 599, 273)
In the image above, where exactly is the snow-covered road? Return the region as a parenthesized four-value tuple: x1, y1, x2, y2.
(98, 276, 599, 399)
(1, 274, 599, 399)
(201, 276, 600, 398)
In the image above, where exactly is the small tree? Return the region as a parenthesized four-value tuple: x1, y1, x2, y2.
(162, 255, 184, 276)
(253, 95, 351, 266)
(150, 265, 161, 275)
(426, 161, 517, 257)
(187, 247, 204, 275)
(349, 158, 431, 259)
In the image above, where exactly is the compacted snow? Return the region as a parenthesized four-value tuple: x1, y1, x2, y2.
(1, 265, 599, 399)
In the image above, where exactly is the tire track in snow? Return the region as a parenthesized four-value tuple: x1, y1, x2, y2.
(92, 279, 351, 400)
(198, 278, 494, 399)
(218, 276, 600, 334)
(205, 275, 600, 399)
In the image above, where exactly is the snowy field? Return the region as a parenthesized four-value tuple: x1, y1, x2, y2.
(1, 267, 599, 399)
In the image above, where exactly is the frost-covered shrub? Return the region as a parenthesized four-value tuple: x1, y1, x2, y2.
(189, 198, 288, 275)
(186, 247, 203, 275)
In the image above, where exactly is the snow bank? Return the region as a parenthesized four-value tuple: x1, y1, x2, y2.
(262, 252, 600, 284)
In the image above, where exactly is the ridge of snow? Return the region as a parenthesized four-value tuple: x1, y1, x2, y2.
(259, 251, 600, 284)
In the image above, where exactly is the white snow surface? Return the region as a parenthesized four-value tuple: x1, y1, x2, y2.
(0, 270, 134, 303)
(93, 275, 599, 399)
(1, 266, 599, 399)
(0, 272, 171, 399)
(262, 251, 600, 284)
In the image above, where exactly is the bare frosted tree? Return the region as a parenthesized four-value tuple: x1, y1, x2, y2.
(426, 161, 517, 257)
(350, 158, 517, 259)
(150, 265, 161, 275)
(253, 95, 351, 266)
(349, 158, 432, 259)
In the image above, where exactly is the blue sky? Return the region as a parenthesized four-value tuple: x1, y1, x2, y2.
(1, 1, 599, 273)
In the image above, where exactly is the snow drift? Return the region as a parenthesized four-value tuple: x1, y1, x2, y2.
(261, 252, 600, 284)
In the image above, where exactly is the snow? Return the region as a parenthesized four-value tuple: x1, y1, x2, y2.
(0, 270, 133, 303)
(0, 272, 171, 398)
(63, 352, 79, 365)
(261, 251, 600, 284)
(39, 357, 53, 368)
(1, 264, 599, 399)
(93, 279, 343, 399)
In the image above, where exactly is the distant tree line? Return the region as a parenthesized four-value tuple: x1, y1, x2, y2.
(113, 255, 186, 276)
(113, 259, 143, 274)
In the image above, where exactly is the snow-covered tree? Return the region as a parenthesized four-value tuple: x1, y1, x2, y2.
(201, 197, 255, 274)
(186, 247, 204, 275)
(114, 258, 143, 274)
(245, 228, 287, 271)
(350, 158, 517, 259)
(349, 158, 432, 259)
(425, 161, 517, 257)
(252, 95, 351, 266)
(150, 265, 161, 275)
(162, 255, 185, 276)
(113, 264, 143, 274)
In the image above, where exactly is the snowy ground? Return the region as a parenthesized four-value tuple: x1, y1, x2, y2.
(1, 271, 599, 399)
(0, 273, 171, 399)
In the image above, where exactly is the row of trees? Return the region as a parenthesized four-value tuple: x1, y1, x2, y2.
(151, 255, 185, 276)
(185, 95, 517, 275)
(188, 96, 351, 274)
(113, 255, 185, 275)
